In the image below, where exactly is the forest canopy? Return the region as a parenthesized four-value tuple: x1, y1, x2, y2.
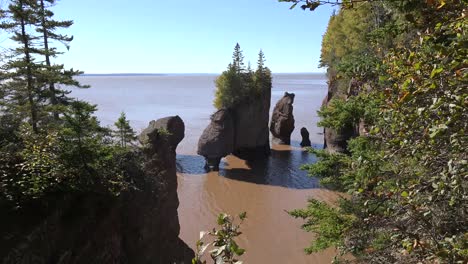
(284, 0, 468, 263)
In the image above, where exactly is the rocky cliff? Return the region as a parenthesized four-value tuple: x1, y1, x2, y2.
(322, 77, 361, 153)
(198, 85, 271, 170)
(231, 86, 271, 159)
(0, 116, 194, 264)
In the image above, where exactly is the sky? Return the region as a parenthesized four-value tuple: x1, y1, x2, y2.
(26, 0, 334, 74)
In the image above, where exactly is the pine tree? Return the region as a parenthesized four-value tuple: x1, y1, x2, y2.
(0, 0, 42, 133)
(114, 112, 136, 148)
(255, 49, 271, 95)
(257, 49, 266, 73)
(214, 46, 272, 108)
(36, 0, 88, 120)
(232, 43, 245, 74)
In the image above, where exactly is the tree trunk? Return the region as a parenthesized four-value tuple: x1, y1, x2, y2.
(19, 0, 38, 133)
(40, 0, 59, 120)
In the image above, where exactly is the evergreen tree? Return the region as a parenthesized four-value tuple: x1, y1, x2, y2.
(0, 0, 42, 133)
(255, 49, 272, 95)
(214, 45, 272, 108)
(256, 49, 265, 73)
(114, 112, 136, 148)
(231, 43, 245, 74)
(36, 0, 88, 120)
(59, 100, 107, 179)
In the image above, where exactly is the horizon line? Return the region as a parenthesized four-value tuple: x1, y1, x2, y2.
(80, 72, 326, 76)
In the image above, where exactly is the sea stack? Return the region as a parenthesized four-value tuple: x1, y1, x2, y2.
(231, 85, 271, 160)
(197, 109, 235, 171)
(270, 92, 295, 145)
(300, 127, 312, 147)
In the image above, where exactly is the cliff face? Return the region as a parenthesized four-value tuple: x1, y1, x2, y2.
(198, 85, 271, 170)
(232, 86, 271, 159)
(0, 116, 194, 264)
(322, 77, 360, 153)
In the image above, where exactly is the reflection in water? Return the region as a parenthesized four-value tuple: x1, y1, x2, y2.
(222, 148, 319, 189)
(178, 145, 324, 189)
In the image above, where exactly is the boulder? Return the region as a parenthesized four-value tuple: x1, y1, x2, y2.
(197, 109, 235, 171)
(270, 92, 295, 144)
(300, 127, 311, 147)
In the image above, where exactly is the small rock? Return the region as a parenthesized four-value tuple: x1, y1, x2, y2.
(300, 127, 311, 147)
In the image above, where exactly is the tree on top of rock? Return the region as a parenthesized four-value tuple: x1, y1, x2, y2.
(231, 43, 245, 74)
(257, 49, 266, 73)
(255, 49, 272, 95)
(214, 44, 272, 109)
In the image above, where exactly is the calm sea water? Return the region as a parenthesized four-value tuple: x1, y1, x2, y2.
(71, 73, 340, 263)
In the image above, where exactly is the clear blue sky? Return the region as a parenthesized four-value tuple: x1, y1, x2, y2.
(48, 0, 335, 74)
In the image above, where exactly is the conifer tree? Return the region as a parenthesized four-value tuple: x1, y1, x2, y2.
(0, 0, 42, 133)
(257, 49, 266, 73)
(35, 0, 87, 120)
(114, 112, 136, 148)
(232, 43, 245, 74)
(255, 49, 272, 95)
(214, 45, 272, 108)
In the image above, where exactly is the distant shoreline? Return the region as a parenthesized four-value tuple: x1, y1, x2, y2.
(80, 72, 326, 77)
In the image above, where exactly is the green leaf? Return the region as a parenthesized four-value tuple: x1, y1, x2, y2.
(430, 67, 443, 78)
(217, 213, 228, 225)
(239, 212, 247, 220)
(401, 191, 409, 198)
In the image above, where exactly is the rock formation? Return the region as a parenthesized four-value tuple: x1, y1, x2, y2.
(232, 88, 271, 159)
(198, 109, 235, 170)
(322, 78, 362, 153)
(198, 83, 271, 170)
(270, 92, 295, 144)
(0, 116, 194, 264)
(300, 127, 312, 147)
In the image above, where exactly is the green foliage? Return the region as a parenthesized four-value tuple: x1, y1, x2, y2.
(317, 93, 380, 132)
(319, 3, 377, 69)
(213, 44, 272, 109)
(301, 148, 348, 190)
(57, 101, 129, 194)
(288, 0, 468, 263)
(15, 126, 64, 199)
(193, 212, 247, 264)
(0, 0, 87, 131)
(114, 112, 136, 148)
(289, 199, 354, 254)
(0, 1, 134, 207)
(0, 101, 132, 205)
